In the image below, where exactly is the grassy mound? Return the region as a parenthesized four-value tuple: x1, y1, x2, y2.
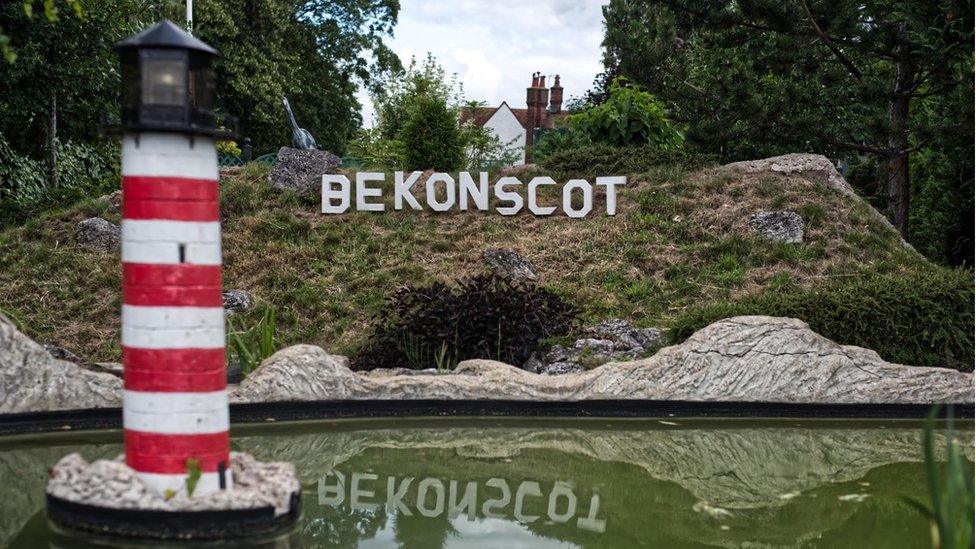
(0, 158, 968, 369)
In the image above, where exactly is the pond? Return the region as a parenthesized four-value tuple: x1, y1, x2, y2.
(1, 417, 968, 548)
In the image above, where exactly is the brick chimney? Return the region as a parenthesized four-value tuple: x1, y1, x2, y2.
(549, 75, 563, 114)
(538, 75, 550, 126)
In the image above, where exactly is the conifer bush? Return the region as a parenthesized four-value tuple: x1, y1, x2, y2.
(353, 275, 578, 371)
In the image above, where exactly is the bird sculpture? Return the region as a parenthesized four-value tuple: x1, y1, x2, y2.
(282, 95, 317, 150)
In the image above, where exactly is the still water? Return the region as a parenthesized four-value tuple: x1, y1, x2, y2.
(1, 417, 970, 548)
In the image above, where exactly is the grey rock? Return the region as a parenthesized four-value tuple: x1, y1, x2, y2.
(44, 344, 79, 362)
(748, 211, 805, 243)
(95, 190, 122, 214)
(268, 147, 341, 197)
(86, 362, 123, 378)
(482, 248, 537, 281)
(231, 316, 973, 405)
(0, 314, 121, 413)
(222, 289, 254, 315)
(366, 367, 441, 377)
(75, 217, 120, 252)
(47, 452, 299, 517)
(539, 362, 585, 375)
(527, 319, 664, 374)
(725, 153, 857, 197)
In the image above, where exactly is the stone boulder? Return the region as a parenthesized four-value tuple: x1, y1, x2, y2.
(268, 147, 341, 197)
(0, 314, 121, 413)
(95, 190, 122, 214)
(482, 248, 537, 282)
(748, 211, 804, 243)
(524, 319, 664, 375)
(222, 289, 254, 315)
(75, 217, 120, 252)
(231, 316, 973, 404)
(725, 153, 856, 197)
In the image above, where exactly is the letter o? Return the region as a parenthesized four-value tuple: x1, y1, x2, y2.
(416, 478, 446, 518)
(547, 481, 577, 523)
(426, 173, 456, 212)
(562, 179, 593, 218)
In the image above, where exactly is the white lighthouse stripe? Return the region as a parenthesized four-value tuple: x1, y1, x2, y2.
(124, 407, 229, 434)
(122, 305, 225, 329)
(122, 241, 221, 265)
(124, 389, 228, 414)
(122, 219, 221, 244)
(122, 324, 225, 349)
(121, 133, 218, 180)
(135, 471, 233, 497)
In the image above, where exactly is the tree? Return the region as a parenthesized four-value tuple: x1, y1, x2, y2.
(371, 53, 464, 139)
(402, 94, 463, 171)
(195, 0, 400, 154)
(600, 0, 974, 242)
(569, 77, 683, 148)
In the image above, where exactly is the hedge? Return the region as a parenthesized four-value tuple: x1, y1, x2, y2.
(668, 268, 974, 371)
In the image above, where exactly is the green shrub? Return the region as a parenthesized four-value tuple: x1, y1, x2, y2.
(531, 125, 592, 163)
(402, 95, 463, 172)
(353, 274, 579, 371)
(540, 144, 715, 179)
(0, 136, 118, 227)
(568, 77, 684, 148)
(668, 269, 974, 371)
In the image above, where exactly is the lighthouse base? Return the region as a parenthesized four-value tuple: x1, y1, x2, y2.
(45, 452, 300, 540)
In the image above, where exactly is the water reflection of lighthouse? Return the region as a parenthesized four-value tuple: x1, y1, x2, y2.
(115, 20, 231, 496)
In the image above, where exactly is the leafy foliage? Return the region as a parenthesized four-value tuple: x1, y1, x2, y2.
(184, 458, 202, 497)
(568, 78, 683, 149)
(904, 406, 974, 549)
(353, 275, 579, 371)
(669, 268, 975, 371)
(0, 135, 118, 227)
(531, 125, 593, 163)
(402, 94, 464, 171)
(227, 307, 280, 376)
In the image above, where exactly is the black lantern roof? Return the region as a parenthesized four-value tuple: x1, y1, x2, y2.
(113, 19, 219, 56)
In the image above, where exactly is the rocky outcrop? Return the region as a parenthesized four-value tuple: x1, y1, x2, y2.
(75, 217, 120, 252)
(482, 248, 537, 281)
(232, 316, 973, 405)
(748, 211, 804, 243)
(0, 314, 121, 413)
(524, 318, 664, 375)
(725, 153, 915, 250)
(268, 147, 341, 197)
(725, 153, 856, 197)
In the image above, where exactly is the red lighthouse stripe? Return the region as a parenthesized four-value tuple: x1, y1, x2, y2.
(123, 176, 219, 201)
(125, 367, 227, 392)
(124, 430, 230, 473)
(123, 347, 225, 371)
(123, 199, 220, 222)
(124, 263, 222, 288)
(124, 286, 223, 307)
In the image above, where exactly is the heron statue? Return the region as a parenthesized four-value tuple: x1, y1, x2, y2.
(282, 96, 317, 150)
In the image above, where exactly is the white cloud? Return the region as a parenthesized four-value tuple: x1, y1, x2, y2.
(359, 0, 608, 126)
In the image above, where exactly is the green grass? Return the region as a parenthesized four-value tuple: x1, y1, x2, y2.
(0, 161, 957, 366)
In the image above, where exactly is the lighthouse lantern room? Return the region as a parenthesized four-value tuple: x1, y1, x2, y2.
(114, 20, 232, 498)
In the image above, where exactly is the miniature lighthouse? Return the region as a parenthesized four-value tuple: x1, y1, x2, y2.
(115, 20, 231, 497)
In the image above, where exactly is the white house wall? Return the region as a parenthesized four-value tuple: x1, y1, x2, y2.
(483, 103, 526, 166)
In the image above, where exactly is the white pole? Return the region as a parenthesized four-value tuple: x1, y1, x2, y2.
(187, 0, 193, 34)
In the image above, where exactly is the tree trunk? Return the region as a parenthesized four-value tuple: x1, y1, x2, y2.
(886, 21, 912, 239)
(47, 89, 58, 189)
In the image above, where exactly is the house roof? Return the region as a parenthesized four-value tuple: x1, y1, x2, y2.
(459, 101, 567, 131)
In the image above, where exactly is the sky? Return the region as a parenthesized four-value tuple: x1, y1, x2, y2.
(357, 0, 609, 126)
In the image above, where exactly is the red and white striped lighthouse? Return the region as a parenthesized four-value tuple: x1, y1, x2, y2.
(114, 21, 231, 497)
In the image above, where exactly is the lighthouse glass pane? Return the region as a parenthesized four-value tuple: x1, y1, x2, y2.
(142, 58, 186, 106)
